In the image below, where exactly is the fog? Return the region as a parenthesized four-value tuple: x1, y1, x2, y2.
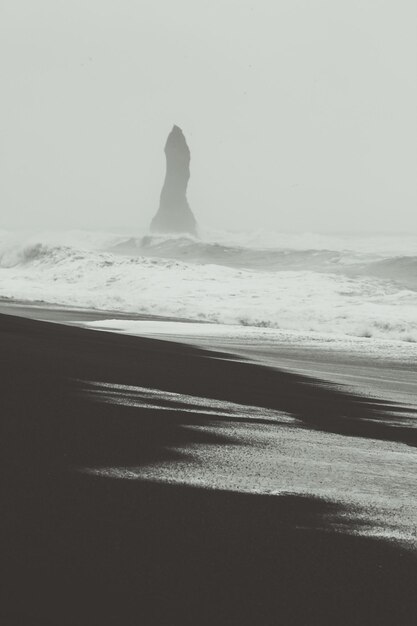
(1, 0, 416, 234)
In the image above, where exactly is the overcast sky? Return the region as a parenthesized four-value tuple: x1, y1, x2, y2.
(1, 0, 416, 234)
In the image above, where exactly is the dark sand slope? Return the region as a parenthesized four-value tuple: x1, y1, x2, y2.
(1, 313, 416, 626)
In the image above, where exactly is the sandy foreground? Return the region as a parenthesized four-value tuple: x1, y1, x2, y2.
(1, 302, 417, 626)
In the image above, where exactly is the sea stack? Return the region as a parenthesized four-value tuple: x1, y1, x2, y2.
(150, 125, 197, 235)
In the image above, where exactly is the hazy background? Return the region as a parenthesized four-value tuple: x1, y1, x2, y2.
(1, 0, 416, 234)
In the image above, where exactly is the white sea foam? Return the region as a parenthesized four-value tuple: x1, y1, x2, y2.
(84, 319, 417, 362)
(1, 229, 417, 350)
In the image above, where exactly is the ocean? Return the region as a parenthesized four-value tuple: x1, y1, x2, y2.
(1, 228, 416, 352)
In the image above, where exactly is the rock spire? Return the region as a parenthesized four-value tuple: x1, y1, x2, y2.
(150, 125, 197, 235)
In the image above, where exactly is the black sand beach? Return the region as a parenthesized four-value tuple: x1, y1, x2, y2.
(2, 309, 417, 626)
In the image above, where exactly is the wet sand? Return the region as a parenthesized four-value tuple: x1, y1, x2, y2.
(1, 300, 416, 403)
(0, 300, 196, 324)
(1, 305, 417, 625)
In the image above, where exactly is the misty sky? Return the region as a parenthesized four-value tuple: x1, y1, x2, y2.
(1, 0, 416, 234)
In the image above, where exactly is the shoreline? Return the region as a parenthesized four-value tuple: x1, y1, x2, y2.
(2, 297, 417, 358)
(1, 299, 416, 404)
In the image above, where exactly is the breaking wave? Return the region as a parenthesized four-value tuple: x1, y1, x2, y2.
(1, 229, 417, 345)
(112, 234, 417, 290)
